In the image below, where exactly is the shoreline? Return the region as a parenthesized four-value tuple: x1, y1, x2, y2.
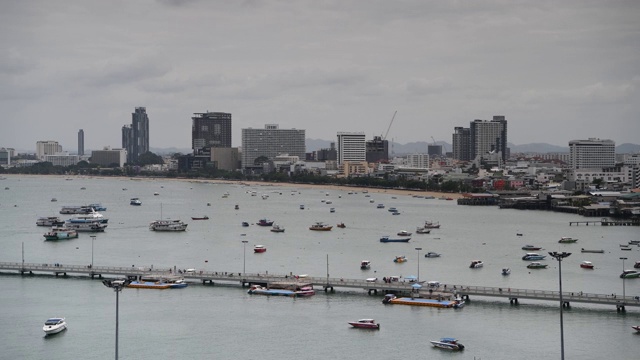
(5, 174, 464, 199)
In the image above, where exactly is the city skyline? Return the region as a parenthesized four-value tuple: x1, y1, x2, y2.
(1, 1, 639, 151)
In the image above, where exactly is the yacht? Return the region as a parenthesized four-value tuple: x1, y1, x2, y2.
(130, 198, 142, 206)
(430, 338, 465, 351)
(43, 317, 67, 335)
(67, 211, 108, 224)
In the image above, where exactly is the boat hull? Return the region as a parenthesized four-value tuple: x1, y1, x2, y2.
(348, 322, 380, 329)
(380, 238, 410, 243)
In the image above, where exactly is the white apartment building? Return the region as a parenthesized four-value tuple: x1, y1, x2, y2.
(44, 152, 80, 167)
(241, 124, 305, 169)
(36, 141, 62, 160)
(337, 132, 366, 165)
(406, 153, 430, 169)
(569, 138, 615, 169)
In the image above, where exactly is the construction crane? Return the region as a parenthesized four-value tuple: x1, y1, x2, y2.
(382, 111, 397, 141)
(431, 136, 437, 145)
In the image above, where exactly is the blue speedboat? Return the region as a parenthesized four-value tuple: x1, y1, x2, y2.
(522, 253, 546, 261)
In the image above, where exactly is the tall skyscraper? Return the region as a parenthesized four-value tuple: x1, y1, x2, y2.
(569, 138, 615, 169)
(77, 129, 84, 156)
(452, 115, 507, 162)
(241, 124, 305, 169)
(192, 112, 232, 154)
(337, 132, 366, 165)
(122, 107, 149, 164)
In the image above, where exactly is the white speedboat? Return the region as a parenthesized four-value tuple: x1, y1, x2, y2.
(130, 198, 142, 206)
(66, 210, 108, 224)
(43, 317, 67, 335)
(430, 338, 464, 351)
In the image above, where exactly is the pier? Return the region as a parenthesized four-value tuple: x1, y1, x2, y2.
(1, 262, 638, 312)
(570, 218, 640, 226)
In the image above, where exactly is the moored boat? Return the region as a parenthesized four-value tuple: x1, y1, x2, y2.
(43, 317, 67, 335)
(522, 253, 546, 261)
(242, 221, 250, 227)
(336, 222, 346, 228)
(521, 245, 542, 251)
(469, 260, 483, 268)
(632, 325, 640, 332)
(380, 236, 410, 243)
(247, 284, 315, 297)
(36, 216, 65, 227)
(130, 198, 142, 206)
(581, 248, 604, 253)
(270, 224, 285, 232)
(424, 252, 441, 258)
(634, 261, 640, 269)
(43, 227, 79, 240)
(424, 220, 441, 229)
(257, 218, 274, 226)
(430, 338, 465, 351)
(149, 219, 188, 231)
(66, 210, 108, 224)
(397, 230, 412, 236)
(360, 260, 371, 269)
(88, 203, 107, 211)
(393, 255, 407, 263)
(309, 222, 332, 231)
(64, 220, 107, 232)
(559, 237, 578, 243)
(191, 215, 209, 220)
(580, 261, 594, 269)
(502, 268, 511, 275)
(620, 270, 640, 278)
(527, 262, 548, 269)
(382, 294, 460, 308)
(348, 319, 380, 329)
(126, 281, 172, 289)
(416, 227, 431, 234)
(254, 245, 267, 253)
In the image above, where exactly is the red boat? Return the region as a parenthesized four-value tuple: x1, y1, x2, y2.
(257, 219, 274, 226)
(348, 319, 380, 329)
(580, 261, 594, 269)
(254, 245, 267, 253)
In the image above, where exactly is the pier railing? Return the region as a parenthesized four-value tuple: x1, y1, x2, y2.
(1, 262, 637, 309)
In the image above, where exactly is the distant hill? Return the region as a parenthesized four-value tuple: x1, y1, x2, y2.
(616, 143, 640, 154)
(508, 143, 568, 153)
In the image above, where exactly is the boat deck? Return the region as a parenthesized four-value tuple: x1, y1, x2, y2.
(389, 297, 457, 308)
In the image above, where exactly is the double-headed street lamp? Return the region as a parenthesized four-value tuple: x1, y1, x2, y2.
(548, 251, 571, 360)
(620, 257, 628, 304)
(415, 247, 422, 283)
(242, 240, 249, 276)
(103, 279, 131, 360)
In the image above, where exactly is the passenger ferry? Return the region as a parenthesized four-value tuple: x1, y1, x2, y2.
(149, 219, 188, 231)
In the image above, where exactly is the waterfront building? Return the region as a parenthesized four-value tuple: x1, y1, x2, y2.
(122, 107, 150, 164)
(365, 136, 389, 163)
(241, 124, 305, 169)
(569, 138, 616, 170)
(77, 129, 84, 156)
(90, 147, 127, 167)
(337, 132, 366, 165)
(340, 160, 369, 176)
(36, 141, 62, 160)
(192, 112, 232, 154)
(44, 153, 80, 167)
(406, 153, 430, 169)
(0, 148, 10, 166)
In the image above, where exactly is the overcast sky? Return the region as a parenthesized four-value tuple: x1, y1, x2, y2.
(1, 0, 639, 152)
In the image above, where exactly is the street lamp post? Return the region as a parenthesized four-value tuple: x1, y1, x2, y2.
(548, 251, 571, 360)
(91, 235, 96, 269)
(103, 279, 131, 360)
(620, 257, 627, 303)
(242, 240, 248, 276)
(415, 247, 422, 283)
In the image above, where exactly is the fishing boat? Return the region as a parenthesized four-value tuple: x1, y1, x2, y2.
(348, 319, 380, 329)
(502, 268, 511, 275)
(270, 224, 285, 232)
(416, 227, 431, 234)
(559, 237, 578, 243)
(360, 260, 371, 269)
(257, 218, 274, 226)
(581, 248, 604, 253)
(254, 245, 267, 253)
(397, 230, 412, 236)
(423, 220, 441, 229)
(394, 255, 408, 263)
(380, 236, 410, 243)
(580, 261, 594, 269)
(43, 318, 67, 335)
(43, 227, 79, 240)
(424, 252, 441, 258)
(521, 245, 542, 251)
(527, 262, 548, 269)
(242, 222, 250, 227)
(430, 338, 465, 351)
(309, 222, 332, 231)
(522, 253, 546, 261)
(336, 222, 346, 228)
(191, 215, 209, 220)
(469, 260, 484, 268)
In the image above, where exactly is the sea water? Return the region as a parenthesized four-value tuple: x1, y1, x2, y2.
(0, 175, 639, 359)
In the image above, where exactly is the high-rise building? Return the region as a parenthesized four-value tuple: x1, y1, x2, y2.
(452, 115, 507, 162)
(36, 141, 62, 160)
(337, 132, 366, 165)
(192, 112, 232, 154)
(91, 147, 127, 167)
(569, 138, 616, 169)
(452, 127, 471, 161)
(122, 107, 149, 164)
(366, 136, 389, 163)
(470, 115, 508, 162)
(406, 153, 430, 169)
(241, 124, 305, 169)
(78, 129, 84, 156)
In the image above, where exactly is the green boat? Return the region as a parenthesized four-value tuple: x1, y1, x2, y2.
(620, 270, 640, 279)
